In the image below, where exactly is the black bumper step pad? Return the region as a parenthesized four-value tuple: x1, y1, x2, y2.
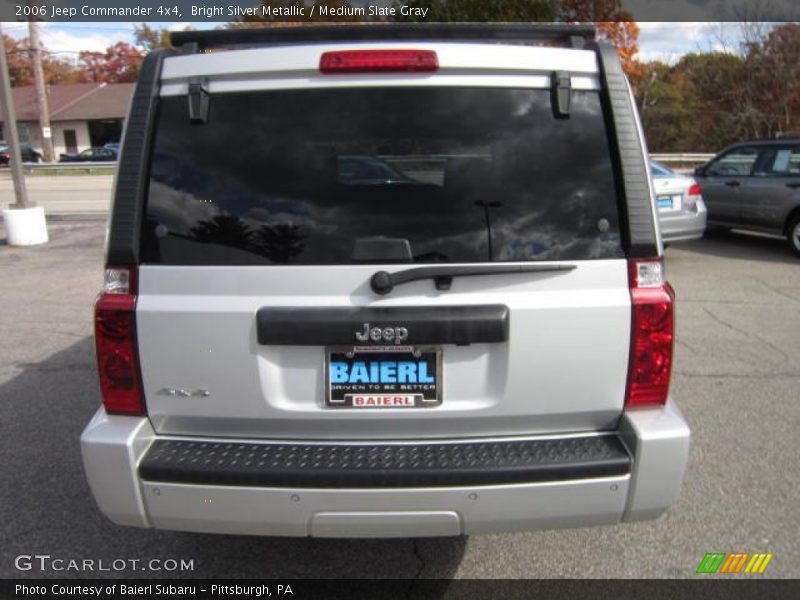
(139, 435, 630, 488)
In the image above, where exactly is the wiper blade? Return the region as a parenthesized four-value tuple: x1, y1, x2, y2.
(370, 263, 576, 295)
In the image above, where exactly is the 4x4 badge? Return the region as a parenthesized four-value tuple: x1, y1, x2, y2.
(355, 323, 409, 344)
(157, 388, 210, 398)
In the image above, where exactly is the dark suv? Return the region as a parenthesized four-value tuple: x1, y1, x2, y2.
(694, 139, 800, 256)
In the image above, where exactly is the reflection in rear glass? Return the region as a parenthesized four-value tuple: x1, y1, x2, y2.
(142, 88, 623, 265)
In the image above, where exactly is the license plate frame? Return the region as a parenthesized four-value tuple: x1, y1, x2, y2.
(325, 345, 442, 409)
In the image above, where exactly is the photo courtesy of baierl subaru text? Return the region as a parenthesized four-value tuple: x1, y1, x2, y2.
(1, 0, 799, 598)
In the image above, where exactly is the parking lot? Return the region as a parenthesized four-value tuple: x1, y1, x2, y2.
(1, 208, 798, 578)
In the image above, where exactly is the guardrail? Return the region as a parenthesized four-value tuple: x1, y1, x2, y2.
(18, 161, 117, 175)
(0, 161, 116, 175)
(651, 153, 715, 169)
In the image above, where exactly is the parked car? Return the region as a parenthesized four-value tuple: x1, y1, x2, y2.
(103, 142, 120, 152)
(81, 24, 689, 539)
(694, 139, 800, 256)
(59, 146, 118, 162)
(0, 142, 42, 165)
(650, 160, 707, 243)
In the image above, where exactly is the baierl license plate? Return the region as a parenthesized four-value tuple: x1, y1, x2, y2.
(325, 346, 442, 408)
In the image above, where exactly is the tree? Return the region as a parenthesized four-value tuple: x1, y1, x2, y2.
(133, 23, 174, 51)
(252, 223, 306, 263)
(745, 23, 800, 137)
(631, 28, 800, 153)
(78, 42, 143, 83)
(631, 52, 752, 152)
(680, 52, 751, 144)
(190, 215, 254, 249)
(559, 0, 643, 80)
(632, 60, 705, 152)
(2, 35, 83, 86)
(597, 21, 643, 80)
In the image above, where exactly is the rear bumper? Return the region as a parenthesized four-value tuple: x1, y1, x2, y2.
(80, 401, 689, 537)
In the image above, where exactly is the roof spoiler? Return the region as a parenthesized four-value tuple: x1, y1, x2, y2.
(170, 23, 596, 52)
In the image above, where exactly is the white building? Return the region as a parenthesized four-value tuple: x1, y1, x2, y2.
(0, 82, 134, 158)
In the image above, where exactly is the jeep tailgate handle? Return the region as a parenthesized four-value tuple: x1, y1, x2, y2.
(256, 305, 509, 346)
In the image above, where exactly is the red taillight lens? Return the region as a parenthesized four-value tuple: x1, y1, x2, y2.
(625, 260, 675, 407)
(94, 267, 145, 415)
(687, 183, 702, 196)
(320, 49, 438, 74)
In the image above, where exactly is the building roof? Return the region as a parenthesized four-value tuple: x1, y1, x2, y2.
(0, 83, 134, 122)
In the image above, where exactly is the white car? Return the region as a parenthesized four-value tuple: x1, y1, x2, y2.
(81, 24, 689, 538)
(651, 160, 707, 243)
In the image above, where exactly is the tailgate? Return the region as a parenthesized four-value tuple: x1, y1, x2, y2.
(137, 261, 630, 439)
(135, 45, 632, 440)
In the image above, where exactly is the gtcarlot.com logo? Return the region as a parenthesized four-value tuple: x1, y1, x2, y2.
(696, 552, 773, 574)
(14, 554, 194, 572)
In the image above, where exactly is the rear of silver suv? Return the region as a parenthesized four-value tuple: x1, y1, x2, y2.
(82, 25, 689, 538)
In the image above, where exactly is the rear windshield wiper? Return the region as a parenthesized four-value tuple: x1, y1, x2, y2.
(370, 263, 576, 295)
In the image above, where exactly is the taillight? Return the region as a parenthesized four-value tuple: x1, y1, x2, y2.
(687, 183, 702, 197)
(625, 259, 675, 407)
(94, 267, 145, 415)
(320, 49, 438, 74)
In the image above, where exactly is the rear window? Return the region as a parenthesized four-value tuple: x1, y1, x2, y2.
(650, 161, 674, 178)
(141, 87, 623, 265)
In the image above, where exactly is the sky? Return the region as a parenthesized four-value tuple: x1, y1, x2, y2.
(0, 21, 750, 65)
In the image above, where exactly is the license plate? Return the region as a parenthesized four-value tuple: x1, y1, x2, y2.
(326, 346, 442, 408)
(657, 195, 682, 210)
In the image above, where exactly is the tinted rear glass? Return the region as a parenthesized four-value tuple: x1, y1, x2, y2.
(141, 87, 623, 265)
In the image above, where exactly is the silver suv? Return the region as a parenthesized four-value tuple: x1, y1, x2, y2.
(82, 25, 689, 538)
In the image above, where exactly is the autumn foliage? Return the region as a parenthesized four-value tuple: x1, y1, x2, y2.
(2, 36, 83, 86)
(78, 42, 143, 83)
(559, 0, 643, 79)
(631, 23, 800, 151)
(3, 36, 144, 85)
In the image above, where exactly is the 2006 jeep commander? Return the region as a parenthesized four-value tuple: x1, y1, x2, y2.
(82, 24, 690, 538)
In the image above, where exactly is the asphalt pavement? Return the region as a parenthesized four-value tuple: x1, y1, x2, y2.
(0, 213, 798, 579)
(0, 174, 112, 216)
